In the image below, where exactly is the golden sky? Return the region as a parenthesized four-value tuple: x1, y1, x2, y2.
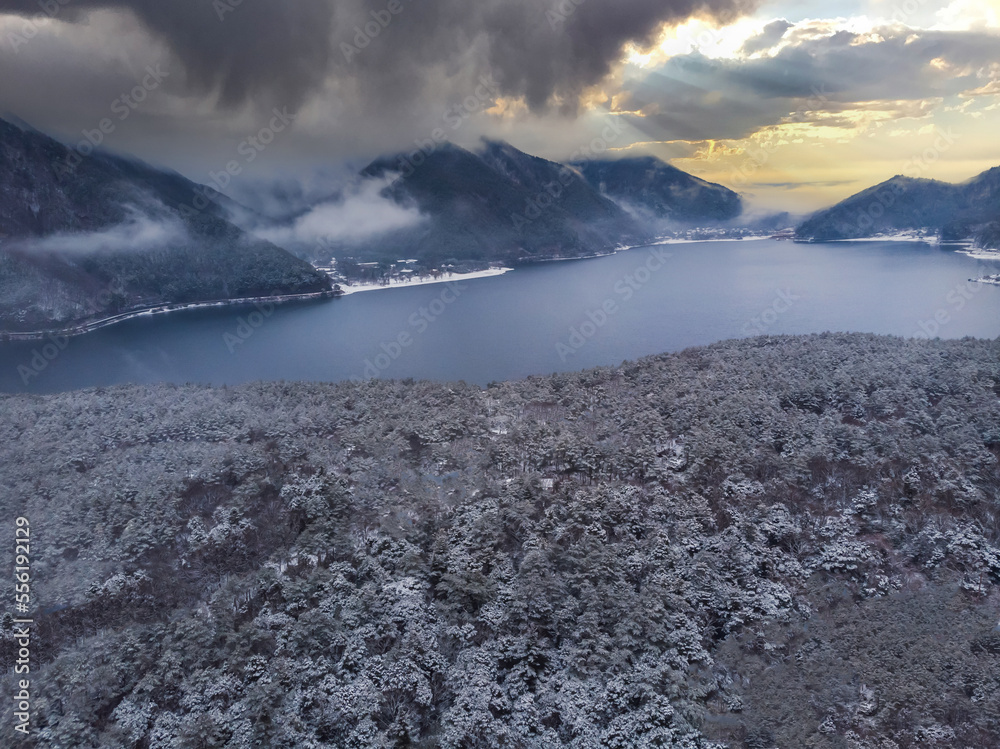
(598, 0, 1000, 211)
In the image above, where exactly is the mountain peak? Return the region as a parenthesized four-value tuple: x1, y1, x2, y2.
(798, 164, 1000, 241)
(570, 155, 742, 223)
(356, 137, 643, 264)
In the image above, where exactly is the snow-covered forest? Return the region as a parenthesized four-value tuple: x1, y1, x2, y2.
(1, 333, 999, 748)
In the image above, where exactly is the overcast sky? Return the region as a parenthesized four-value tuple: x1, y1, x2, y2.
(1, 0, 998, 212)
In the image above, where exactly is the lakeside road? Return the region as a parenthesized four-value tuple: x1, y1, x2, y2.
(1, 289, 341, 342)
(1, 267, 515, 341)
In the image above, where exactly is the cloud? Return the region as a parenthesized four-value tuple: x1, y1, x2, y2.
(255, 176, 425, 248)
(0, 0, 335, 108)
(933, 0, 1000, 31)
(9, 212, 188, 254)
(0, 2, 996, 203)
(0, 0, 760, 113)
(740, 18, 791, 55)
(0, 0, 770, 183)
(615, 24, 1000, 142)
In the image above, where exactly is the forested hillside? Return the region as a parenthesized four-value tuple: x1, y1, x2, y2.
(1, 334, 999, 747)
(0, 117, 330, 332)
(796, 167, 1000, 245)
(572, 157, 743, 224)
(357, 141, 646, 265)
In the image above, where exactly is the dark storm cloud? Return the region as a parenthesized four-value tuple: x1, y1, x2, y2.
(0, 0, 336, 107)
(739, 18, 790, 55)
(0, 0, 759, 111)
(619, 26, 1000, 142)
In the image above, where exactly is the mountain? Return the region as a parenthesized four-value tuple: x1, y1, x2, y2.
(0, 117, 331, 333)
(571, 155, 743, 224)
(948, 166, 1000, 243)
(251, 144, 747, 273)
(356, 140, 648, 265)
(796, 166, 1000, 244)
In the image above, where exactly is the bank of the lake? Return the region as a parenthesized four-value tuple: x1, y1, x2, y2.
(338, 267, 513, 295)
(1, 290, 342, 342)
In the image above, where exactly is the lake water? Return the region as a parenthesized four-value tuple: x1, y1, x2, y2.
(2, 239, 998, 394)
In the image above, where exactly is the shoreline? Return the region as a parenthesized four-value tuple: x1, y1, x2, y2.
(824, 235, 939, 244)
(645, 236, 760, 246)
(0, 267, 517, 341)
(525, 237, 759, 265)
(829, 237, 1000, 262)
(956, 248, 1000, 261)
(337, 267, 512, 295)
(802, 236, 1000, 258)
(8, 234, 986, 343)
(1, 289, 340, 342)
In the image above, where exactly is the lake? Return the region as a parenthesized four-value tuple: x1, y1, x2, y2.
(2, 239, 998, 394)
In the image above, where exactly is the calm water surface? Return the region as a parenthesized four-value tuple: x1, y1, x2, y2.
(2, 239, 998, 393)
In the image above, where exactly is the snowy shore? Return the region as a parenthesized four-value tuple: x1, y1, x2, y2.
(809, 235, 1000, 260)
(4, 268, 511, 340)
(337, 267, 513, 295)
(956, 248, 1000, 261)
(646, 237, 757, 245)
(825, 234, 940, 243)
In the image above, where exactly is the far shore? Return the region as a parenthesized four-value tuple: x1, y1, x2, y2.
(802, 235, 1000, 259)
(521, 236, 757, 265)
(337, 267, 513, 295)
(647, 236, 758, 245)
(6, 235, 994, 343)
(0, 267, 516, 341)
(956, 248, 1000, 261)
(824, 234, 940, 243)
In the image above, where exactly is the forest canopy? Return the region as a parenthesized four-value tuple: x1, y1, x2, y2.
(1, 333, 999, 748)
